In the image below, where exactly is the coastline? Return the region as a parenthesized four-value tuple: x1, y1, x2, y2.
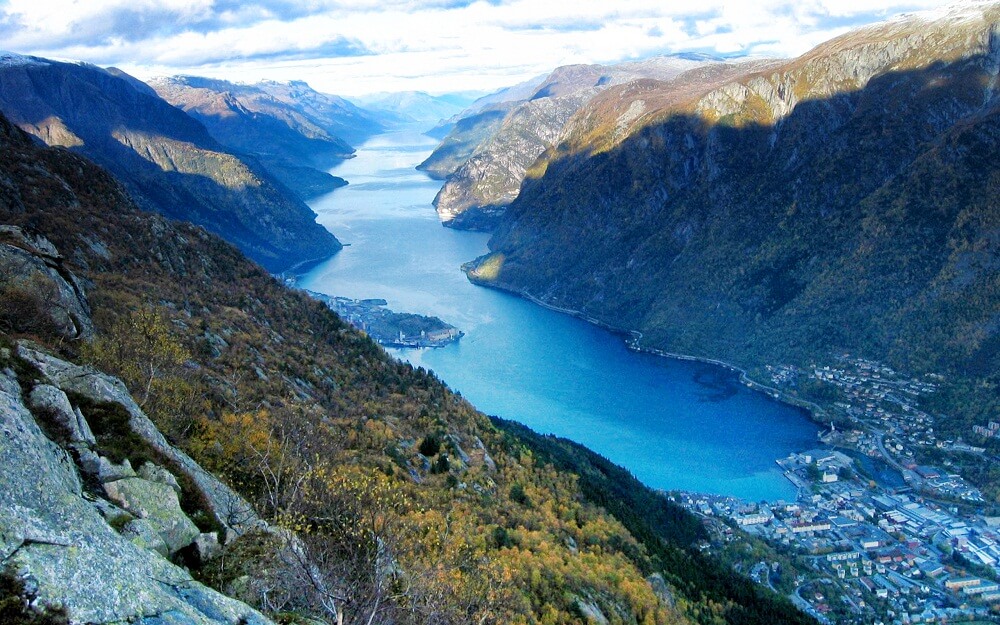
(467, 273, 828, 425)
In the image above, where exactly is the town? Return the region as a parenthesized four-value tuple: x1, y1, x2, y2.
(305, 291, 463, 348)
(675, 356, 1000, 625)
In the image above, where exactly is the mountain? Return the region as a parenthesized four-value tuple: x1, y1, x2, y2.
(0, 53, 340, 272)
(466, 5, 1000, 431)
(420, 55, 720, 230)
(151, 76, 384, 147)
(351, 90, 481, 124)
(148, 76, 388, 199)
(0, 110, 813, 625)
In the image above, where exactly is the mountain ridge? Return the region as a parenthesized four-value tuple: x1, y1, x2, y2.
(422, 54, 719, 231)
(0, 54, 340, 272)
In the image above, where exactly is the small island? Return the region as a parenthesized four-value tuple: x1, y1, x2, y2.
(307, 291, 463, 348)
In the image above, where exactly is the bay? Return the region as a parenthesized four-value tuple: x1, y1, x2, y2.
(299, 129, 818, 502)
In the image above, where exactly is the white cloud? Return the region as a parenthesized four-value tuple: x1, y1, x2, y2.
(0, 0, 965, 95)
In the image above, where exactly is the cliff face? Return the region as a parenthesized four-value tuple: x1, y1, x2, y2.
(469, 6, 1000, 406)
(423, 56, 716, 230)
(0, 54, 340, 272)
(148, 77, 384, 199)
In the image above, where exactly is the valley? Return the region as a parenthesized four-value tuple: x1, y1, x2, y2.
(305, 125, 1000, 625)
(298, 129, 818, 502)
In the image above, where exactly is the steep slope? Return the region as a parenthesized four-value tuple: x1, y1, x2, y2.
(0, 53, 339, 272)
(148, 76, 385, 199)
(0, 112, 814, 625)
(417, 108, 511, 179)
(468, 4, 1000, 428)
(423, 55, 719, 231)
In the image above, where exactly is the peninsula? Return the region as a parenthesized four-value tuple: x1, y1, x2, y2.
(307, 291, 463, 348)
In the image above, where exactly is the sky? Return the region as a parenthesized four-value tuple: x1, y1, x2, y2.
(0, 0, 968, 96)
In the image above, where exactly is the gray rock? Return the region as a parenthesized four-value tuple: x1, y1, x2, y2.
(0, 232, 93, 341)
(139, 461, 182, 494)
(16, 343, 263, 536)
(122, 518, 170, 557)
(0, 367, 276, 625)
(647, 573, 676, 608)
(89, 497, 132, 526)
(475, 437, 497, 472)
(27, 384, 96, 445)
(193, 532, 221, 563)
(0, 225, 60, 259)
(446, 434, 471, 464)
(78, 447, 102, 475)
(98, 456, 136, 483)
(103, 477, 200, 554)
(574, 597, 610, 625)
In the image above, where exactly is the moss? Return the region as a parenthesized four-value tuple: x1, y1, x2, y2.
(106, 511, 136, 533)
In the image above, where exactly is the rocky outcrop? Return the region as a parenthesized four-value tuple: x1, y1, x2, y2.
(432, 89, 596, 230)
(0, 360, 275, 625)
(16, 344, 263, 538)
(0, 57, 340, 272)
(0, 226, 93, 341)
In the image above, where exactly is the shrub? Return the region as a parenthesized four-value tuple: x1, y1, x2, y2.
(418, 434, 441, 457)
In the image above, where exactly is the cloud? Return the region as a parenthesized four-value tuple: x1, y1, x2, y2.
(0, 0, 962, 95)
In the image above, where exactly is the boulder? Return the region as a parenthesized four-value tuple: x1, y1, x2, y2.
(97, 456, 137, 483)
(139, 461, 182, 494)
(16, 343, 264, 536)
(27, 384, 97, 446)
(77, 447, 102, 476)
(121, 518, 170, 557)
(103, 477, 200, 555)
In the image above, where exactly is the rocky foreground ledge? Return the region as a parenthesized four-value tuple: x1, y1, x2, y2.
(0, 341, 275, 625)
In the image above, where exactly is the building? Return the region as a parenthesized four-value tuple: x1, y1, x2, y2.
(945, 577, 982, 590)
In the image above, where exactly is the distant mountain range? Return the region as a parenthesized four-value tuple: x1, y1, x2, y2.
(463, 4, 1000, 428)
(0, 54, 345, 271)
(419, 54, 722, 230)
(350, 90, 482, 124)
(148, 76, 388, 200)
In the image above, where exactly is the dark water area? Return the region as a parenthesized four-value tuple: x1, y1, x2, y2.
(300, 129, 819, 502)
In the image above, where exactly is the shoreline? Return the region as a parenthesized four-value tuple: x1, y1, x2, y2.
(468, 274, 828, 426)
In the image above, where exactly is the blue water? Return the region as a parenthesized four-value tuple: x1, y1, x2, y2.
(300, 129, 819, 502)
